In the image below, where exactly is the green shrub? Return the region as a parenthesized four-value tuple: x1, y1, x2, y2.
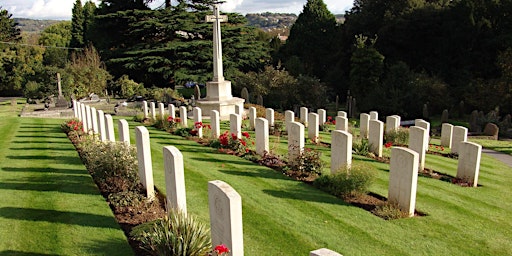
(154, 114, 172, 131)
(130, 210, 211, 256)
(352, 139, 370, 156)
(289, 148, 324, 176)
(372, 202, 410, 220)
(314, 164, 376, 198)
(384, 128, 409, 145)
(108, 190, 145, 208)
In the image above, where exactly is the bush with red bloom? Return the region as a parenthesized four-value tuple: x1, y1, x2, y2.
(214, 244, 230, 255)
(211, 131, 252, 155)
(61, 119, 83, 133)
(385, 142, 393, 148)
(167, 116, 181, 129)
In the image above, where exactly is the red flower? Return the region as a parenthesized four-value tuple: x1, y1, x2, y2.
(214, 244, 230, 255)
(441, 146, 445, 151)
(231, 133, 238, 141)
(327, 116, 333, 121)
(190, 130, 198, 136)
(242, 131, 250, 138)
(385, 142, 393, 148)
(194, 121, 203, 129)
(332, 120, 336, 125)
(240, 139, 247, 146)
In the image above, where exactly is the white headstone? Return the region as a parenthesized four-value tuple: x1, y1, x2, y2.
(360, 113, 370, 139)
(208, 180, 243, 256)
(308, 113, 319, 143)
(451, 126, 468, 154)
(415, 119, 430, 151)
(300, 107, 309, 127)
(441, 123, 454, 148)
(457, 141, 482, 187)
(389, 147, 419, 217)
(193, 107, 203, 138)
(143, 101, 148, 119)
(150, 102, 156, 119)
(179, 106, 188, 127)
(234, 104, 243, 115)
(288, 121, 305, 165)
(265, 108, 274, 127)
(85, 105, 92, 131)
(369, 120, 384, 157)
(118, 119, 130, 145)
(80, 104, 87, 132)
(104, 114, 115, 142)
(310, 248, 343, 256)
(163, 146, 187, 213)
(335, 116, 348, 132)
(331, 130, 352, 173)
(77, 102, 82, 121)
(211, 110, 220, 139)
(285, 110, 294, 134)
(159, 102, 165, 119)
(168, 104, 176, 119)
(318, 109, 327, 125)
(370, 111, 378, 120)
(97, 110, 106, 141)
(337, 111, 347, 118)
(72, 100, 78, 118)
(386, 115, 400, 134)
(230, 114, 242, 139)
(135, 126, 155, 200)
(90, 107, 98, 135)
(255, 117, 269, 156)
(248, 107, 256, 130)
(409, 126, 427, 171)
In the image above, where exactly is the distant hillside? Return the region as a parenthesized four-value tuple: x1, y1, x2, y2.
(14, 18, 62, 33)
(246, 12, 345, 36)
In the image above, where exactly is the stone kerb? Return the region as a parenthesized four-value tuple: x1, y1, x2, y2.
(457, 141, 482, 187)
(143, 101, 149, 119)
(370, 111, 378, 120)
(193, 107, 203, 138)
(369, 120, 384, 157)
(168, 104, 176, 119)
(331, 130, 352, 173)
(265, 108, 275, 127)
(104, 114, 115, 142)
(360, 113, 370, 138)
(318, 109, 326, 125)
(97, 110, 106, 141)
(288, 121, 305, 166)
(451, 126, 468, 154)
(135, 126, 155, 200)
(386, 115, 400, 134)
(337, 111, 347, 118)
(248, 107, 256, 130)
(91, 107, 98, 134)
(230, 114, 242, 139)
(163, 146, 187, 213)
(389, 147, 419, 217)
(441, 123, 454, 148)
(409, 126, 427, 171)
(179, 106, 188, 127)
(158, 103, 165, 119)
(255, 118, 269, 156)
(300, 107, 309, 127)
(211, 110, 220, 139)
(285, 110, 295, 134)
(208, 180, 243, 256)
(310, 248, 343, 256)
(118, 119, 130, 145)
(308, 113, 319, 143)
(150, 102, 156, 119)
(335, 116, 348, 132)
(415, 119, 430, 152)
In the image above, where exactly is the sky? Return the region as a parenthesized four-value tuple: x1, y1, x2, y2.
(1, 0, 354, 20)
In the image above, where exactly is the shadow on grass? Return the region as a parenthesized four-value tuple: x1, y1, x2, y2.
(6, 155, 80, 162)
(11, 140, 70, 145)
(82, 238, 133, 256)
(0, 207, 119, 229)
(15, 135, 64, 139)
(8, 147, 71, 151)
(190, 157, 256, 167)
(0, 173, 98, 195)
(0, 250, 61, 256)
(1, 167, 83, 175)
(219, 168, 291, 181)
(262, 185, 349, 206)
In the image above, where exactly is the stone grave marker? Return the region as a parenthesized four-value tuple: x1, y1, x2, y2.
(360, 113, 370, 138)
(457, 141, 482, 187)
(255, 117, 269, 156)
(386, 115, 400, 134)
(159, 103, 165, 119)
(331, 130, 352, 173)
(97, 110, 106, 141)
(470, 110, 479, 132)
(85, 105, 93, 131)
(179, 106, 188, 127)
(288, 121, 304, 166)
(230, 113, 241, 139)
(211, 110, 220, 139)
(248, 107, 256, 130)
(310, 248, 343, 256)
(208, 180, 243, 256)
(451, 126, 468, 154)
(370, 111, 378, 120)
(300, 107, 309, 127)
(168, 104, 176, 119)
(150, 102, 156, 119)
(415, 119, 430, 151)
(441, 123, 453, 148)
(118, 119, 130, 145)
(285, 110, 294, 134)
(135, 126, 155, 200)
(335, 116, 348, 132)
(143, 101, 148, 119)
(483, 123, 499, 140)
(72, 100, 78, 118)
(441, 109, 449, 124)
(265, 108, 274, 127)
(318, 109, 326, 125)
(308, 113, 319, 143)
(90, 107, 98, 134)
(369, 120, 384, 157)
(163, 146, 187, 213)
(389, 147, 419, 217)
(104, 114, 115, 142)
(76, 102, 82, 121)
(193, 107, 203, 138)
(409, 126, 427, 171)
(337, 111, 347, 118)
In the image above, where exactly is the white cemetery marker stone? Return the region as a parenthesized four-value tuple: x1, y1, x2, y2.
(91, 107, 98, 135)
(135, 126, 155, 200)
(234, 104, 243, 115)
(288, 121, 305, 166)
(104, 114, 115, 142)
(285, 110, 295, 134)
(211, 110, 221, 139)
(80, 104, 87, 131)
(409, 126, 427, 171)
(318, 109, 327, 125)
(369, 120, 384, 157)
(208, 180, 243, 256)
(337, 111, 347, 118)
(193, 107, 203, 138)
(441, 123, 454, 148)
(159, 102, 165, 119)
(143, 101, 148, 119)
(389, 147, 419, 217)
(179, 106, 188, 127)
(415, 119, 430, 151)
(300, 107, 309, 127)
(248, 107, 256, 130)
(360, 113, 370, 139)
(163, 146, 187, 213)
(77, 102, 82, 121)
(451, 126, 468, 154)
(150, 102, 156, 119)
(457, 141, 482, 187)
(97, 110, 106, 141)
(393, 115, 401, 127)
(230, 114, 242, 139)
(265, 108, 274, 127)
(310, 248, 343, 256)
(72, 100, 78, 118)
(331, 130, 352, 173)
(335, 116, 348, 132)
(308, 113, 319, 143)
(168, 104, 176, 119)
(255, 118, 269, 156)
(118, 119, 130, 145)
(85, 105, 93, 131)
(370, 111, 378, 120)
(386, 115, 400, 134)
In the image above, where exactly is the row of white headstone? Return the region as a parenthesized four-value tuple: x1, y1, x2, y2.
(73, 101, 341, 256)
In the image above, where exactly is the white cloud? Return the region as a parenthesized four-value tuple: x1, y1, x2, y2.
(220, 0, 245, 12)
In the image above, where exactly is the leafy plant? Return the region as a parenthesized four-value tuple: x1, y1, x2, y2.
(352, 139, 370, 156)
(130, 210, 211, 256)
(289, 148, 324, 176)
(210, 131, 252, 155)
(314, 164, 376, 198)
(372, 202, 410, 220)
(384, 128, 409, 145)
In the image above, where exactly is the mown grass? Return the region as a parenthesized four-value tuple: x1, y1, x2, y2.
(0, 100, 133, 256)
(115, 113, 512, 256)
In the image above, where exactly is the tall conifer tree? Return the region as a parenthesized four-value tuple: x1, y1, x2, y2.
(70, 0, 84, 49)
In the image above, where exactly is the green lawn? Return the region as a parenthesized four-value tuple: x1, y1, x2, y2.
(0, 100, 133, 255)
(113, 114, 512, 256)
